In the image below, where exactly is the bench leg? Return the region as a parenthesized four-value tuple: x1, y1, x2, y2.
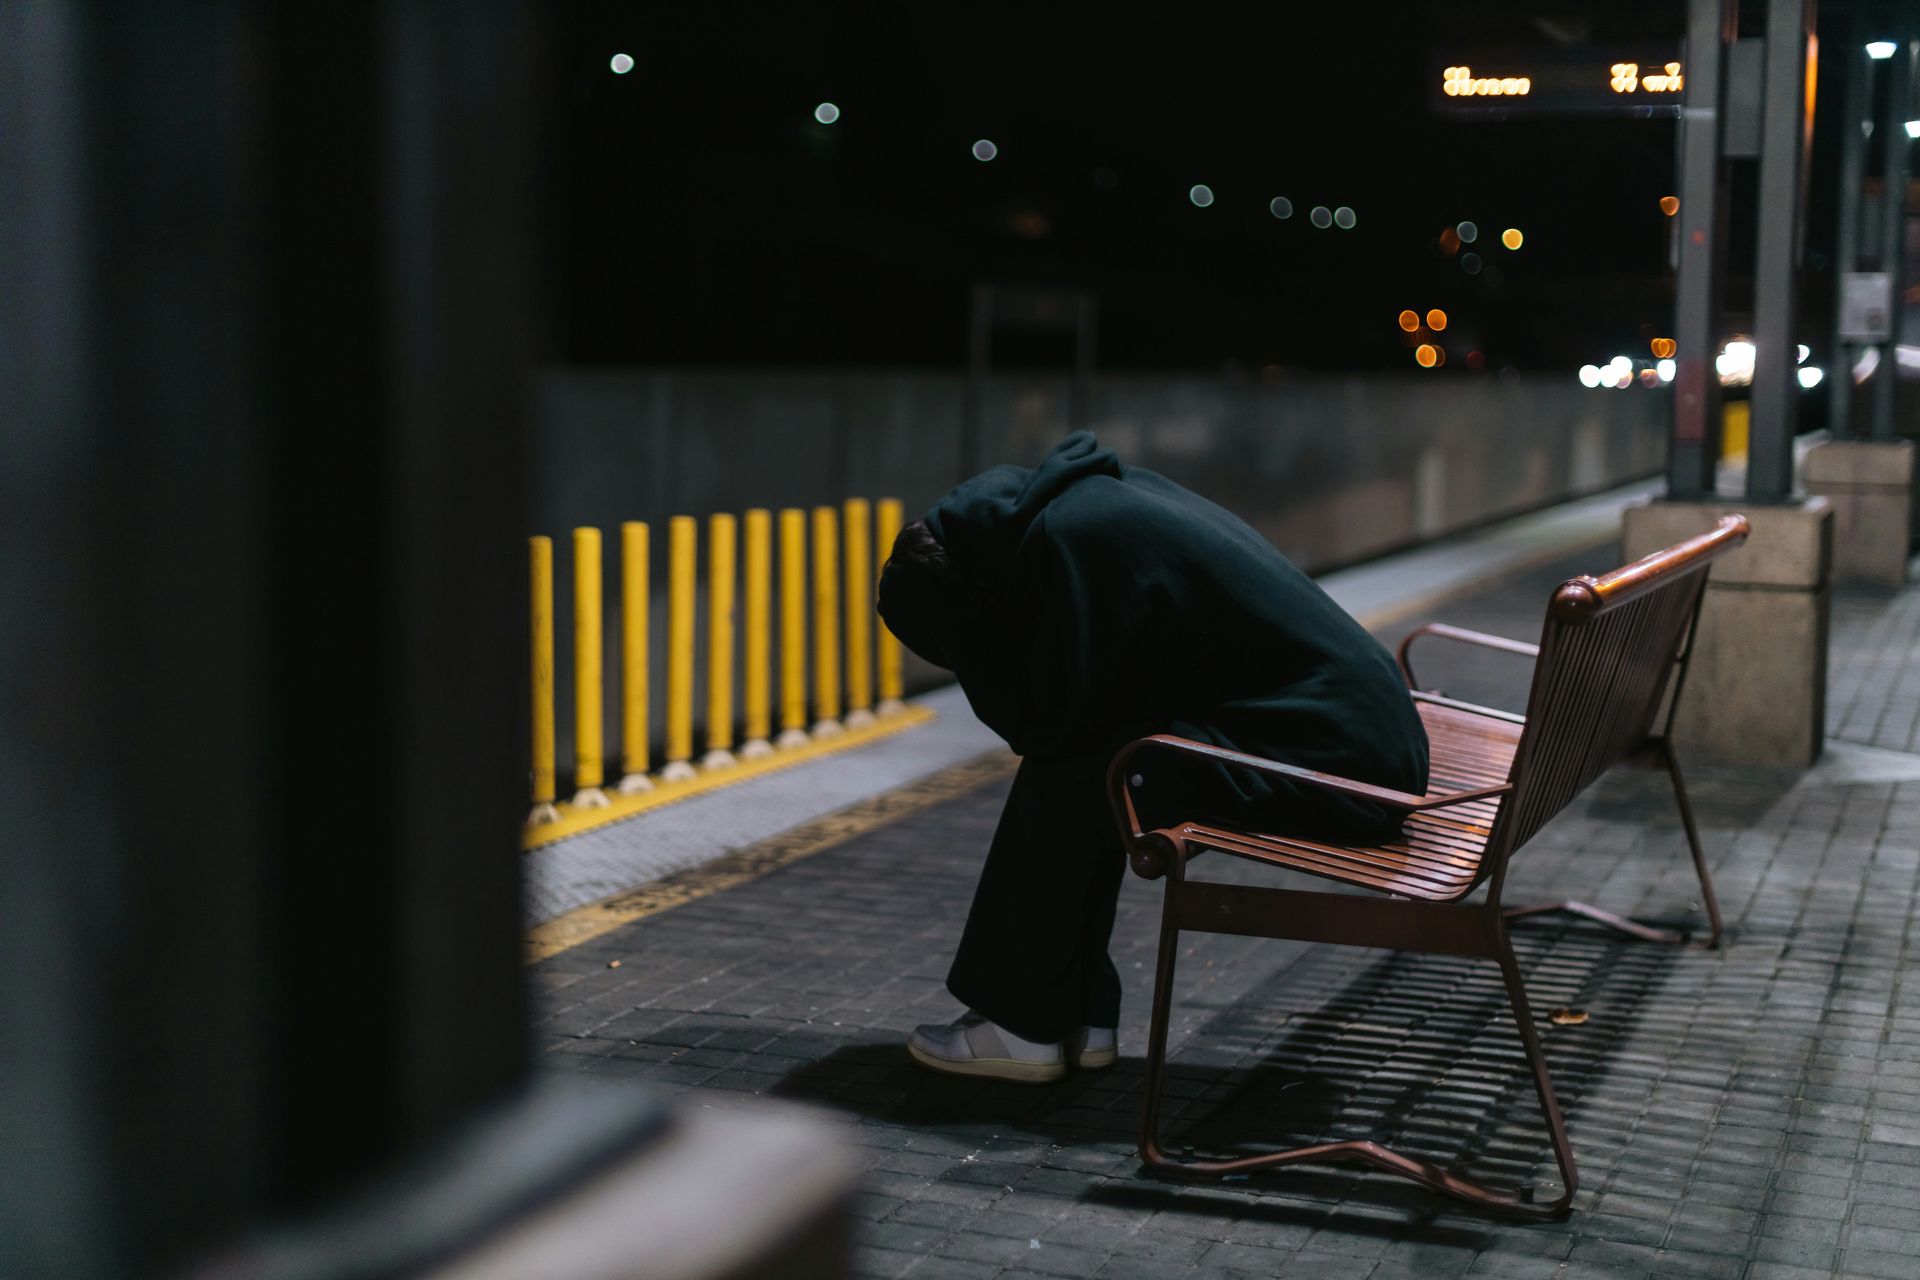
(1135, 866, 1578, 1219)
(1504, 741, 1723, 950)
(1663, 742, 1724, 948)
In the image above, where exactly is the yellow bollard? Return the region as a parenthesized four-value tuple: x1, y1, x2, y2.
(776, 508, 810, 749)
(702, 513, 739, 771)
(811, 505, 844, 737)
(617, 521, 654, 794)
(661, 515, 698, 782)
(528, 536, 562, 825)
(842, 498, 876, 729)
(571, 527, 610, 808)
(875, 497, 906, 717)
(739, 509, 774, 758)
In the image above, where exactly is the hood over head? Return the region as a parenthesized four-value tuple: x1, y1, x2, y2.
(876, 431, 1123, 724)
(921, 430, 1123, 590)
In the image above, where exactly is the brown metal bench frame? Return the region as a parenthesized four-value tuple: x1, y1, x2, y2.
(1105, 514, 1750, 1218)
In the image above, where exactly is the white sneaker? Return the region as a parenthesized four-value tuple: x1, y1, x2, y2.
(907, 1013, 1065, 1083)
(1068, 1026, 1117, 1070)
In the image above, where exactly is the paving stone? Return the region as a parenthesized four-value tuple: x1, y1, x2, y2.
(850, 1245, 920, 1279)
(528, 552, 1920, 1276)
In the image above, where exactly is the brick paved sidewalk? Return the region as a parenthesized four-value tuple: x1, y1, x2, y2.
(532, 551, 1920, 1280)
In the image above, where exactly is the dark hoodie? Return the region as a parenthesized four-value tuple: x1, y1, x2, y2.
(878, 431, 1429, 838)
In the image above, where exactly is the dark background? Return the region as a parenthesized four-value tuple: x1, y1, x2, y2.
(546, 2, 1849, 376)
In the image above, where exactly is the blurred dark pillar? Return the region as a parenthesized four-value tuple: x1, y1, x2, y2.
(1828, 10, 1870, 440)
(1, 1, 532, 1274)
(1747, 0, 1817, 501)
(1669, 0, 1737, 498)
(1869, 21, 1914, 439)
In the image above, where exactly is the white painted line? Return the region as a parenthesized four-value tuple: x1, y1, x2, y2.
(1318, 478, 1661, 626)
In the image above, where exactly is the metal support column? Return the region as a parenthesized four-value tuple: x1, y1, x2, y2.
(1748, 0, 1817, 501)
(1871, 30, 1914, 439)
(1828, 16, 1871, 440)
(1671, 0, 1739, 497)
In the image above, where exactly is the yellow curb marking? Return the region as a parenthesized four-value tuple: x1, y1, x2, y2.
(525, 748, 1018, 962)
(522, 704, 936, 850)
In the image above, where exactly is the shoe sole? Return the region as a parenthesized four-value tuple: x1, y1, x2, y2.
(907, 1040, 1067, 1083)
(1068, 1046, 1117, 1070)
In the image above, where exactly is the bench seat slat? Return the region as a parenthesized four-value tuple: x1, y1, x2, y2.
(1171, 700, 1522, 901)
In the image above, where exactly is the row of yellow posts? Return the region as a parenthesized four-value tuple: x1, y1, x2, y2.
(526, 498, 909, 829)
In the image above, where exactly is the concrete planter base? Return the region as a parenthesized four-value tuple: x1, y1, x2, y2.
(1622, 498, 1833, 767)
(1803, 439, 1913, 588)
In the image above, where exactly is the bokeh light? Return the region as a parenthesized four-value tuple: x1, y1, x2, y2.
(1460, 252, 1482, 274)
(1189, 184, 1215, 208)
(1456, 221, 1478, 243)
(1269, 197, 1293, 219)
(1650, 337, 1676, 358)
(610, 53, 635, 74)
(1309, 205, 1333, 228)
(972, 139, 997, 162)
(813, 102, 840, 124)
(1426, 309, 1448, 331)
(1659, 195, 1680, 216)
(1501, 228, 1524, 250)
(1438, 227, 1461, 255)
(1579, 364, 1602, 388)
(1397, 310, 1420, 332)
(1333, 206, 1356, 229)
(1415, 344, 1438, 368)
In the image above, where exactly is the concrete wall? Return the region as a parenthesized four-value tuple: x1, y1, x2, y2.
(528, 367, 1668, 778)
(532, 368, 1667, 576)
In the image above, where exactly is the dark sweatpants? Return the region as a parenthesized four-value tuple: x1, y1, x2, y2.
(945, 752, 1128, 1045)
(945, 747, 1402, 1045)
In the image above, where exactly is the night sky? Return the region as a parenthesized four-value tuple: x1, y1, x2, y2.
(547, 3, 1850, 376)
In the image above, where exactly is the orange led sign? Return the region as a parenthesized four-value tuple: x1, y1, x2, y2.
(1434, 48, 1685, 118)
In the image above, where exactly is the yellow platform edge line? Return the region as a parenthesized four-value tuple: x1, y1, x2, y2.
(525, 748, 1018, 963)
(521, 704, 937, 851)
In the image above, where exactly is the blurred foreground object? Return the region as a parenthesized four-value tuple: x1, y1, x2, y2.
(0, 3, 847, 1276)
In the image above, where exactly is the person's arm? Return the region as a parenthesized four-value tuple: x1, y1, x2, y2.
(1006, 508, 1142, 758)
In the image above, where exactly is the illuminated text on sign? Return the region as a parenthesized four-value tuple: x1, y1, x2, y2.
(1610, 62, 1684, 94)
(1442, 66, 1532, 97)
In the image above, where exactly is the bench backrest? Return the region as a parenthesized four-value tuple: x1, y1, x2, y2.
(1488, 515, 1750, 871)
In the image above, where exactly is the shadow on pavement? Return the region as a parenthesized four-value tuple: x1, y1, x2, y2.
(1579, 760, 1802, 830)
(764, 913, 1685, 1225)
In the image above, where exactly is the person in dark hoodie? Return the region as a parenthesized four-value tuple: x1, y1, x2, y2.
(878, 431, 1429, 1083)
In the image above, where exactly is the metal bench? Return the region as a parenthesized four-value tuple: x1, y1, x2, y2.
(1105, 514, 1750, 1218)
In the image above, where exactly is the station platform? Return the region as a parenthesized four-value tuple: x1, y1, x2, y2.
(527, 480, 1920, 1280)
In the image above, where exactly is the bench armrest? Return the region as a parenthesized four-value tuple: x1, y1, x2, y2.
(1106, 733, 1511, 843)
(1397, 623, 1539, 691)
